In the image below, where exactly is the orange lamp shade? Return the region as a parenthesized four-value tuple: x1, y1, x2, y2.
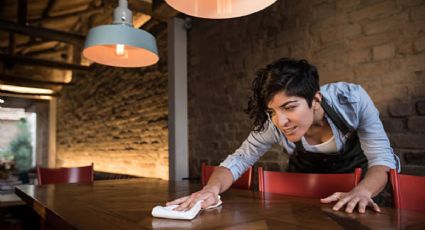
(83, 24, 159, 68)
(165, 0, 277, 19)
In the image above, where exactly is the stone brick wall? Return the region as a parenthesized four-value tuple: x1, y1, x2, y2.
(56, 22, 169, 180)
(188, 0, 425, 178)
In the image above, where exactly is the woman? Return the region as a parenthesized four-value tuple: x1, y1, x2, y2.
(168, 58, 399, 213)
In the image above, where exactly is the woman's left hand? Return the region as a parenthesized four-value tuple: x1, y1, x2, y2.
(320, 188, 380, 213)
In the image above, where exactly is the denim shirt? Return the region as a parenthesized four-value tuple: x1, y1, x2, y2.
(220, 82, 400, 181)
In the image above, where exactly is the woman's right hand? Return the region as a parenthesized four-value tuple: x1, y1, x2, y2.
(166, 185, 220, 211)
(167, 166, 234, 211)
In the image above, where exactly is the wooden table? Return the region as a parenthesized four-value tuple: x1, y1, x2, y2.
(15, 178, 425, 230)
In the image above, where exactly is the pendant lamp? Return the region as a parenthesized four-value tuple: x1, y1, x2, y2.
(83, 0, 159, 67)
(165, 0, 277, 19)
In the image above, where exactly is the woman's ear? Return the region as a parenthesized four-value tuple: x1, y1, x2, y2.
(314, 91, 322, 103)
(313, 92, 322, 110)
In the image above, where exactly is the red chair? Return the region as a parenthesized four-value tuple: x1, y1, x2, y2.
(36, 163, 94, 185)
(258, 167, 362, 198)
(201, 162, 253, 190)
(390, 169, 425, 212)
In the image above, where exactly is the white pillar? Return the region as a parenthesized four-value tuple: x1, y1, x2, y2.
(168, 17, 188, 181)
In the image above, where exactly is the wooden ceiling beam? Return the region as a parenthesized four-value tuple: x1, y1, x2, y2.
(128, 0, 153, 15)
(42, 0, 56, 19)
(0, 53, 91, 72)
(152, 0, 179, 21)
(0, 90, 59, 97)
(18, 0, 28, 25)
(0, 74, 71, 86)
(0, 19, 85, 45)
(29, 7, 104, 25)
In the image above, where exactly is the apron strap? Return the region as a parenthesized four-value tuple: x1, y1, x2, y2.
(294, 97, 354, 151)
(288, 97, 368, 173)
(320, 98, 353, 136)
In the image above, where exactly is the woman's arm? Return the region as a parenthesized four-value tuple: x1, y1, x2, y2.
(321, 84, 398, 213)
(167, 124, 279, 210)
(167, 167, 234, 211)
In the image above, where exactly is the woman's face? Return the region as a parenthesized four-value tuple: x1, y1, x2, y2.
(266, 91, 319, 142)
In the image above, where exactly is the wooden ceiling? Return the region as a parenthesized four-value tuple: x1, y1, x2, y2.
(0, 0, 177, 103)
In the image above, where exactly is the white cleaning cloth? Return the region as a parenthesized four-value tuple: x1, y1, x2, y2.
(151, 196, 222, 220)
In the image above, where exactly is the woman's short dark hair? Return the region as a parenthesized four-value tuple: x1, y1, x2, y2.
(245, 58, 320, 132)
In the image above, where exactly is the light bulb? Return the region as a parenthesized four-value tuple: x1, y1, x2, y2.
(116, 44, 126, 56)
(218, 0, 232, 15)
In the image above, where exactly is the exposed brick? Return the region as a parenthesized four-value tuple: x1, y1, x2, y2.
(354, 60, 399, 77)
(381, 117, 406, 133)
(363, 13, 409, 35)
(414, 36, 425, 53)
(411, 4, 425, 21)
(320, 68, 355, 83)
(373, 43, 396, 60)
(407, 117, 425, 132)
(391, 134, 425, 149)
(344, 24, 362, 38)
(260, 151, 280, 161)
(255, 161, 282, 172)
(401, 20, 425, 38)
(407, 53, 425, 73)
(276, 27, 304, 46)
(388, 102, 414, 117)
(411, 71, 425, 84)
(290, 40, 311, 59)
(356, 76, 382, 93)
(186, 0, 425, 176)
(336, 0, 361, 10)
(410, 84, 425, 98)
(400, 165, 425, 176)
(417, 101, 425, 115)
(56, 23, 169, 180)
(320, 26, 344, 44)
(272, 45, 290, 58)
(381, 71, 411, 87)
(348, 49, 370, 64)
(349, 1, 397, 22)
(313, 42, 347, 59)
(397, 149, 425, 168)
(322, 13, 350, 27)
(397, 0, 424, 7)
(374, 102, 388, 114)
(313, 2, 337, 20)
(349, 33, 394, 50)
(397, 39, 415, 55)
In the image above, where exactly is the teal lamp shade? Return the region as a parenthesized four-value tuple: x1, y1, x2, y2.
(83, 24, 159, 68)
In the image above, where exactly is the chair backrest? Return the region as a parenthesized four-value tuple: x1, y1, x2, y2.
(37, 163, 94, 185)
(201, 162, 253, 190)
(390, 169, 425, 212)
(258, 167, 362, 198)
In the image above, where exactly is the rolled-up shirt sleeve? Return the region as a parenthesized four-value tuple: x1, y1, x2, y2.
(355, 86, 400, 171)
(220, 121, 279, 181)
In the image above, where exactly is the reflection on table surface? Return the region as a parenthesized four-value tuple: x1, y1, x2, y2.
(14, 178, 425, 230)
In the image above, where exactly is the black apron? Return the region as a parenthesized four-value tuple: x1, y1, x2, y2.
(287, 98, 368, 174)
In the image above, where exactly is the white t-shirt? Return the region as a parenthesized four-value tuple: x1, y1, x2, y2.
(301, 136, 338, 154)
